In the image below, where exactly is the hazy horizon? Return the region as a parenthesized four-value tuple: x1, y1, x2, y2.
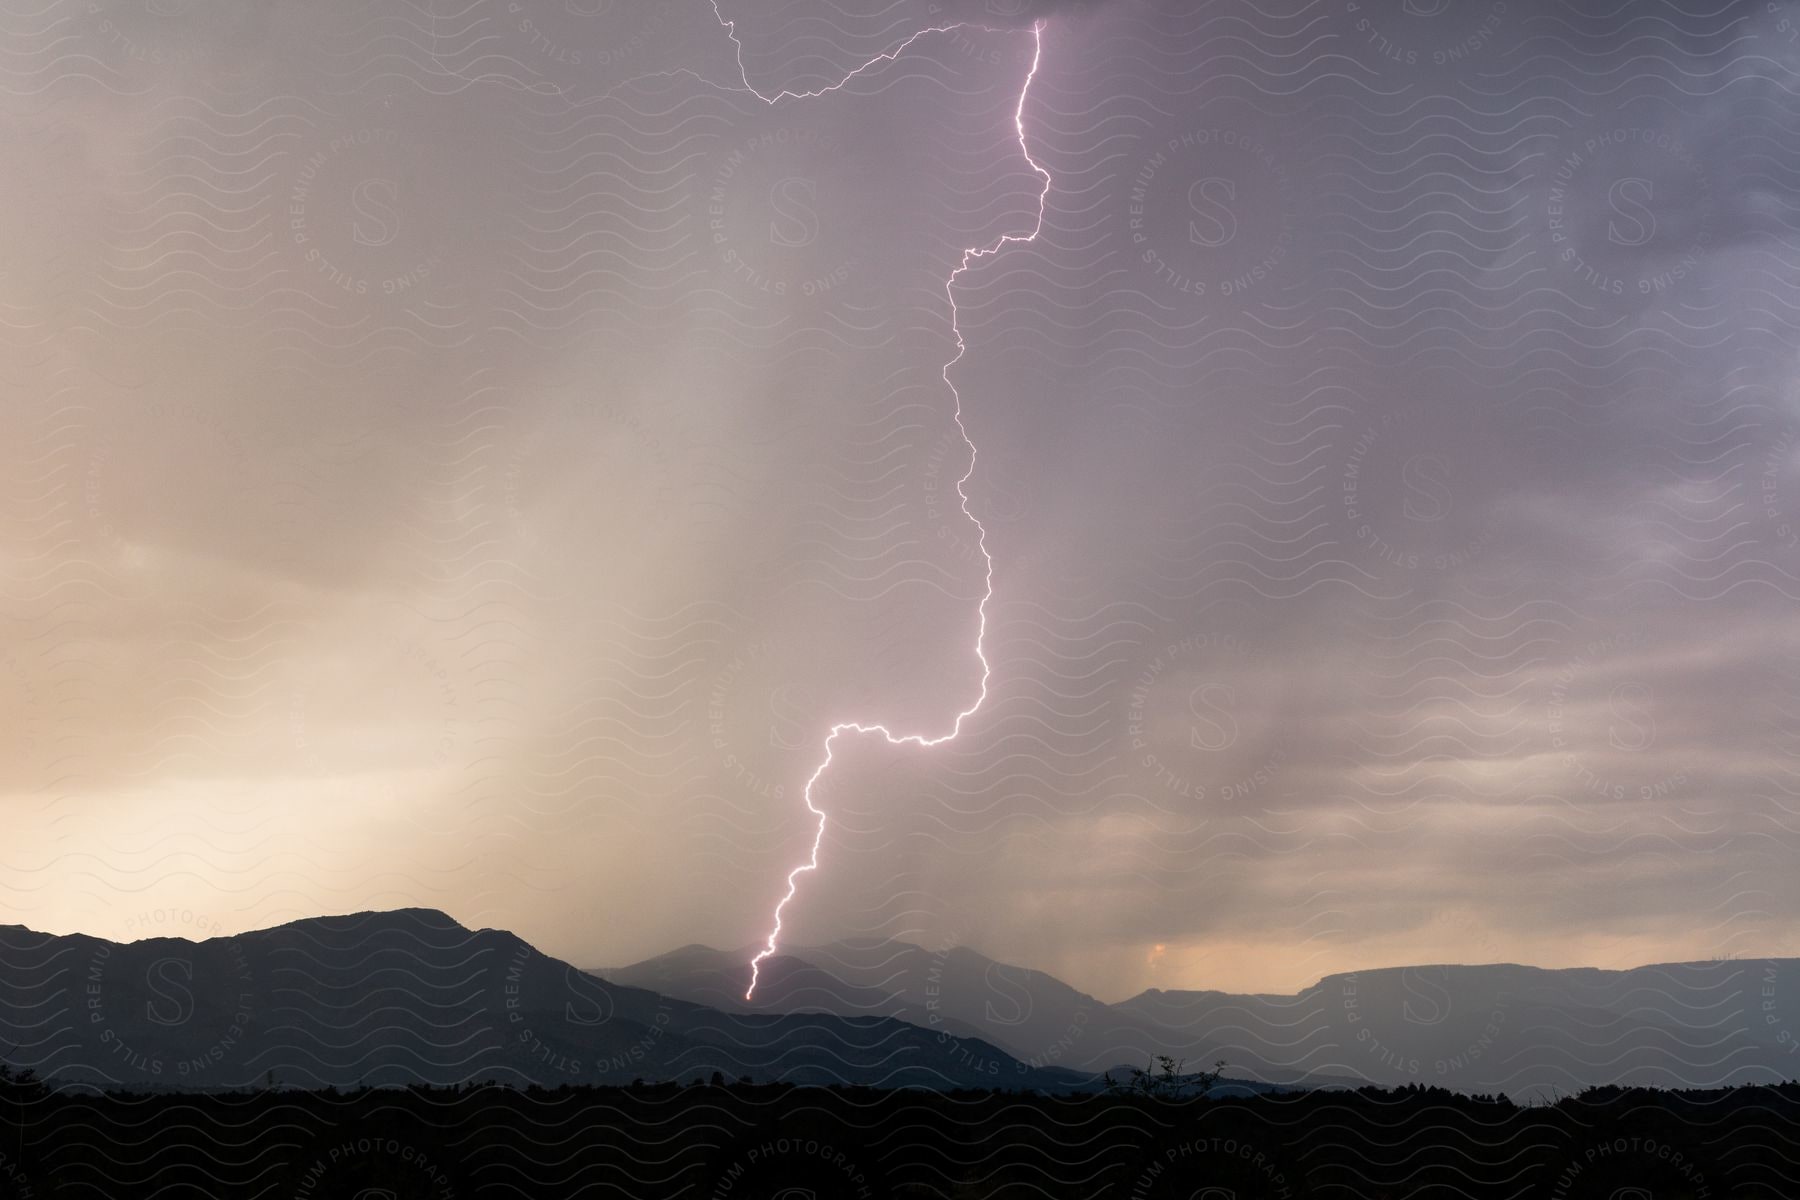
(7, 900, 1790, 1005)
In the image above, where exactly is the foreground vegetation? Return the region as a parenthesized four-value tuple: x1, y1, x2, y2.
(0, 1064, 1779, 1197)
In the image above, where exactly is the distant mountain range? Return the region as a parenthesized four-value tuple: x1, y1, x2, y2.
(599, 940, 1800, 1099)
(0, 909, 1091, 1093)
(5, 909, 1796, 1099)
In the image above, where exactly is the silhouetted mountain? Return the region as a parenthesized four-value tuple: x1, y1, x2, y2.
(595, 943, 904, 1018)
(1122, 959, 1800, 1097)
(600, 937, 1114, 1068)
(599, 937, 1351, 1090)
(21, 911, 1785, 1099)
(603, 941, 1800, 1097)
(0, 910, 1092, 1093)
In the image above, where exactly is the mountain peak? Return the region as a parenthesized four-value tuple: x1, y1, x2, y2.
(266, 905, 467, 929)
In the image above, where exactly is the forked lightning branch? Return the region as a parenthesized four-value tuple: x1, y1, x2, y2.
(703, 4, 1055, 999)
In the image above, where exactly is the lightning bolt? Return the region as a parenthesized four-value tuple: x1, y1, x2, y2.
(709, 6, 1054, 1001)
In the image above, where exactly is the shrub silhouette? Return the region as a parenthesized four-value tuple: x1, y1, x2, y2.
(1102, 1054, 1227, 1099)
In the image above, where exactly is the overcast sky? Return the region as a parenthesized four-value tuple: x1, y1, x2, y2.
(4, 0, 1799, 999)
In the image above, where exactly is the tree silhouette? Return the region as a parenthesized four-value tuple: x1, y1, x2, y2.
(1102, 1055, 1226, 1100)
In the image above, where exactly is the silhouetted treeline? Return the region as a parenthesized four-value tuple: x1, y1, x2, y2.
(0, 1065, 1785, 1197)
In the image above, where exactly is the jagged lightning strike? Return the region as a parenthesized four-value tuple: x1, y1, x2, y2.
(709, 7, 1053, 1000)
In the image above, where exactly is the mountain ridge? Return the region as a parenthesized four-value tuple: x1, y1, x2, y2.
(0, 909, 1101, 1094)
(600, 938, 1781, 1007)
(17, 909, 1794, 1100)
(599, 938, 1800, 1098)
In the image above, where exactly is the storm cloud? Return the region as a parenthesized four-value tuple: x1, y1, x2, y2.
(2, 0, 1798, 1000)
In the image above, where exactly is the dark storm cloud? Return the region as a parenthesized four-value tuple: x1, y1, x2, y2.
(926, 0, 1122, 23)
